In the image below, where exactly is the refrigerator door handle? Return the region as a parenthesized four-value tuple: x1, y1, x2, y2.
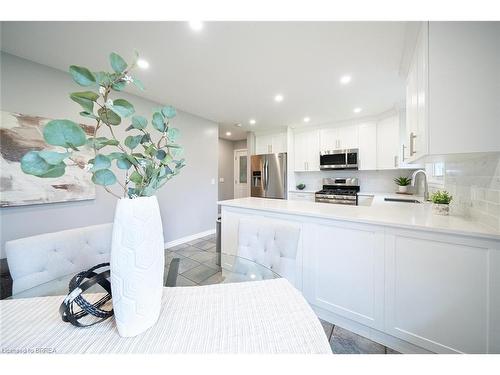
(264, 159, 269, 191)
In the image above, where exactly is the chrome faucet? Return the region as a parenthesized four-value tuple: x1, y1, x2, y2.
(411, 169, 429, 201)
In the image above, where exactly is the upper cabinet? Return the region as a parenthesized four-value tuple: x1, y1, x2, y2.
(358, 122, 377, 170)
(376, 116, 400, 170)
(319, 125, 359, 151)
(294, 129, 320, 172)
(405, 22, 500, 162)
(255, 132, 287, 155)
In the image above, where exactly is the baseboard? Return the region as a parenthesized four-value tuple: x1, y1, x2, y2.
(311, 304, 434, 354)
(164, 228, 216, 249)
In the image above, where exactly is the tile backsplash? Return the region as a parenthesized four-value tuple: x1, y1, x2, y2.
(293, 169, 418, 193)
(427, 152, 500, 231)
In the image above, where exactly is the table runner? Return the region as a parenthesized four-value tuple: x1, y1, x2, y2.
(0, 279, 331, 354)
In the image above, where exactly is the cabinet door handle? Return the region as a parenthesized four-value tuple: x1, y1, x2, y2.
(394, 155, 398, 168)
(401, 144, 406, 162)
(410, 132, 417, 156)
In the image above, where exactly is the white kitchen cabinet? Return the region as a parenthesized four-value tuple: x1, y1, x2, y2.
(255, 132, 286, 155)
(288, 192, 315, 202)
(405, 22, 500, 162)
(385, 229, 500, 354)
(294, 130, 320, 172)
(319, 125, 359, 151)
(221, 203, 500, 353)
(302, 221, 385, 330)
(338, 125, 359, 149)
(376, 115, 400, 169)
(358, 122, 377, 170)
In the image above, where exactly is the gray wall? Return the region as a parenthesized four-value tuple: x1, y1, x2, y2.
(218, 138, 235, 201)
(217, 138, 248, 202)
(0, 52, 218, 258)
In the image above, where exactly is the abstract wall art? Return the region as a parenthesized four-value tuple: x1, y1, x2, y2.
(0, 111, 96, 207)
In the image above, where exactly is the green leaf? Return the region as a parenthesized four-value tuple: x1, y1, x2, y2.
(39, 162, 66, 178)
(111, 80, 126, 91)
(156, 149, 167, 160)
(161, 106, 177, 119)
(43, 120, 86, 148)
(87, 137, 119, 150)
(91, 154, 111, 171)
(92, 169, 117, 186)
(129, 171, 143, 184)
(125, 154, 139, 167)
(110, 99, 135, 118)
(140, 133, 151, 144)
(69, 65, 96, 87)
(70, 92, 97, 113)
(132, 77, 145, 91)
(131, 115, 147, 130)
(161, 153, 173, 165)
(167, 127, 180, 142)
(144, 144, 156, 157)
(71, 91, 99, 101)
(110, 52, 128, 73)
(94, 71, 112, 86)
(80, 111, 99, 120)
(116, 158, 132, 170)
(152, 112, 166, 132)
(21, 151, 52, 176)
(98, 108, 121, 125)
(38, 151, 70, 165)
(124, 135, 143, 150)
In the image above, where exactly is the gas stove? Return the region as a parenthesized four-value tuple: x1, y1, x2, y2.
(315, 178, 360, 205)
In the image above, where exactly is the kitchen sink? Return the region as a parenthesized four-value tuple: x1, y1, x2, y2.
(384, 197, 421, 204)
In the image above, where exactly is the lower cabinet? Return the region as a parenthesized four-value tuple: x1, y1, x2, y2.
(384, 229, 500, 354)
(302, 222, 385, 330)
(221, 206, 500, 353)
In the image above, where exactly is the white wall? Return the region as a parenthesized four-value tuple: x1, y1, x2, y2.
(0, 52, 219, 258)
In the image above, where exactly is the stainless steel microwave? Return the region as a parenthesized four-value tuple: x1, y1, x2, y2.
(319, 149, 359, 170)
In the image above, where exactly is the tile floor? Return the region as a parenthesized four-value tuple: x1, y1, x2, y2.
(165, 234, 400, 354)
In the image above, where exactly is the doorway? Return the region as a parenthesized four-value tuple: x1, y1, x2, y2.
(234, 149, 249, 198)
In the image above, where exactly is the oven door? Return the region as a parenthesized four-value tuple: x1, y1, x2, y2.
(320, 152, 347, 170)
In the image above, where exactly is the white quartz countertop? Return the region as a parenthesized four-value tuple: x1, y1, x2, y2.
(218, 195, 500, 241)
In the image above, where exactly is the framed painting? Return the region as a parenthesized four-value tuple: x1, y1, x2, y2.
(0, 111, 96, 207)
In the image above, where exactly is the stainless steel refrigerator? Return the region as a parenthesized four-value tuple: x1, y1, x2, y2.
(250, 153, 287, 199)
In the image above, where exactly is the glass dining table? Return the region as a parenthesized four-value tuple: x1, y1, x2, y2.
(6, 253, 281, 300)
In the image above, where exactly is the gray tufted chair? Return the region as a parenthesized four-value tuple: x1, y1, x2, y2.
(6, 223, 113, 296)
(235, 218, 301, 286)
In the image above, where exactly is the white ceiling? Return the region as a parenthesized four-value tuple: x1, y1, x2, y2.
(1, 21, 409, 141)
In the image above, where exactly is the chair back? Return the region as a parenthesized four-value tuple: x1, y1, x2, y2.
(6, 223, 113, 294)
(237, 218, 300, 285)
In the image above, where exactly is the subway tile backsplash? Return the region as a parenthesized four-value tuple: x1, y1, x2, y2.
(427, 152, 500, 231)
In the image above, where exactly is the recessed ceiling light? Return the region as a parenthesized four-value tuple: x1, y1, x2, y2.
(303, 117, 310, 123)
(249, 119, 256, 125)
(274, 94, 284, 102)
(137, 59, 149, 69)
(353, 107, 362, 113)
(340, 75, 352, 85)
(226, 131, 232, 136)
(188, 20, 203, 31)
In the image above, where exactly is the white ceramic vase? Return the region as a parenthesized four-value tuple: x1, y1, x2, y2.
(398, 185, 408, 193)
(433, 203, 450, 216)
(110, 196, 165, 337)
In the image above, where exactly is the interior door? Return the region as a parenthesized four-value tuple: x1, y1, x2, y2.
(234, 149, 249, 199)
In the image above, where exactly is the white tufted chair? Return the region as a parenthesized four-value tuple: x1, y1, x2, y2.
(235, 218, 301, 286)
(6, 223, 113, 296)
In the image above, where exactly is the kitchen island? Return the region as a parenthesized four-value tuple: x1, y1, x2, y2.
(219, 197, 500, 354)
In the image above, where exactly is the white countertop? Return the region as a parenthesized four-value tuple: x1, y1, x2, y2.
(218, 195, 500, 241)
